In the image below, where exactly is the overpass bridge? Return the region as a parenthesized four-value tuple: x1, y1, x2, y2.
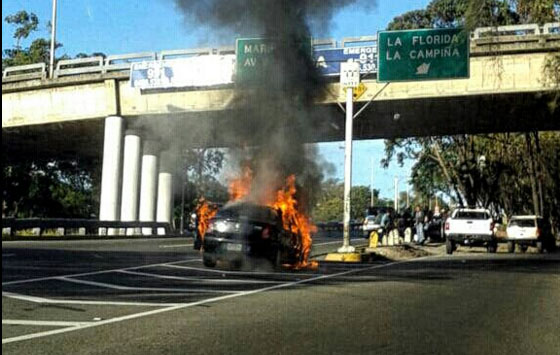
(2, 23, 559, 229)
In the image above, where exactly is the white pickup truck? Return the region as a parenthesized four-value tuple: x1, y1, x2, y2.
(444, 208, 497, 254)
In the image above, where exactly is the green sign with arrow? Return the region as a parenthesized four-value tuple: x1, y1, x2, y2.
(377, 28, 469, 82)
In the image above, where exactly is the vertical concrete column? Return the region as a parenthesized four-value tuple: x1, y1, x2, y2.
(120, 130, 142, 235)
(139, 141, 159, 235)
(99, 116, 123, 235)
(156, 151, 174, 235)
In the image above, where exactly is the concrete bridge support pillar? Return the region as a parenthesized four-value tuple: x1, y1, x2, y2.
(139, 141, 159, 235)
(156, 151, 174, 235)
(99, 116, 123, 235)
(120, 130, 142, 235)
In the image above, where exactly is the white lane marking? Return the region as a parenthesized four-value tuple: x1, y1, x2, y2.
(2, 319, 93, 327)
(161, 264, 320, 277)
(2, 258, 201, 286)
(2, 253, 16, 257)
(159, 243, 194, 248)
(2, 257, 432, 344)
(117, 270, 282, 284)
(56, 277, 238, 294)
(2, 291, 188, 307)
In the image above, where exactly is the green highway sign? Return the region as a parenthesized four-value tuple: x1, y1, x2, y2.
(235, 37, 311, 84)
(377, 28, 469, 82)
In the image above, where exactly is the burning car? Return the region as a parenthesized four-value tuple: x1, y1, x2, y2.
(202, 201, 302, 269)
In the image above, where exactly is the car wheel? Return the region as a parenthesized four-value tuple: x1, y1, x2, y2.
(519, 244, 528, 253)
(202, 253, 217, 267)
(507, 241, 515, 253)
(487, 243, 497, 253)
(446, 239, 454, 255)
(537, 241, 544, 253)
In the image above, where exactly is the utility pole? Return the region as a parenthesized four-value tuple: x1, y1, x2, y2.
(394, 176, 399, 212)
(370, 157, 374, 207)
(49, 0, 58, 78)
(179, 176, 186, 234)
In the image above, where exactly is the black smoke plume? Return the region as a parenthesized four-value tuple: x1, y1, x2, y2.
(172, 0, 373, 209)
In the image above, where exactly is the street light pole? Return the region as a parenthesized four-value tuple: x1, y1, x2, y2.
(394, 176, 399, 212)
(49, 0, 58, 79)
(406, 183, 410, 208)
(370, 157, 374, 207)
(339, 86, 355, 253)
(338, 61, 359, 254)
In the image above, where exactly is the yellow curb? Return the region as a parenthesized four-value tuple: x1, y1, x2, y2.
(324, 252, 362, 263)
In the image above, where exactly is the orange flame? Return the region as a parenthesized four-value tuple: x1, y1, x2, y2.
(196, 199, 218, 240)
(271, 175, 318, 270)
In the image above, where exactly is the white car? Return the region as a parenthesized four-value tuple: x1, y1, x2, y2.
(362, 214, 382, 238)
(506, 215, 555, 253)
(444, 208, 497, 254)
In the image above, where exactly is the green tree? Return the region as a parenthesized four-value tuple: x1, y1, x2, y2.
(312, 179, 380, 222)
(4, 11, 38, 49)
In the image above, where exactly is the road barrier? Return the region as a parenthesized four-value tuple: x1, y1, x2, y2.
(2, 23, 558, 84)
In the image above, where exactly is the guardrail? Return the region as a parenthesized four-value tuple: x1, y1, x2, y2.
(2, 22, 558, 83)
(2, 62, 46, 82)
(1, 218, 175, 237)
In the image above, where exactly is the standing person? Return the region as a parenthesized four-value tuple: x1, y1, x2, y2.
(414, 205, 425, 245)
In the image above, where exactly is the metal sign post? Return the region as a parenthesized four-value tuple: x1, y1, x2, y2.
(338, 61, 360, 253)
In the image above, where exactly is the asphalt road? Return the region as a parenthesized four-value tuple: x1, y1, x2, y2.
(2, 236, 559, 355)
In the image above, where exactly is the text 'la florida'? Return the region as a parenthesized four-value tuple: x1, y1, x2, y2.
(386, 34, 462, 61)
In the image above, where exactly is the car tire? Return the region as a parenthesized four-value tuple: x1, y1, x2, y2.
(519, 245, 528, 253)
(446, 239, 454, 255)
(487, 242, 497, 253)
(507, 241, 515, 253)
(202, 253, 217, 267)
(537, 241, 544, 253)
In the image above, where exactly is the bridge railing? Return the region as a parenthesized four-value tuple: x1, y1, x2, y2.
(105, 51, 157, 72)
(1, 218, 175, 238)
(2, 22, 559, 83)
(2, 62, 46, 82)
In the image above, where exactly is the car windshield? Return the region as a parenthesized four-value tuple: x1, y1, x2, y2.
(215, 203, 278, 224)
(509, 219, 536, 228)
(455, 211, 489, 219)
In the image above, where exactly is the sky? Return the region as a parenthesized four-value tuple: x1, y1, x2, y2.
(2, 0, 431, 198)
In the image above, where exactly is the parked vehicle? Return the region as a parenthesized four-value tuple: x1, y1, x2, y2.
(362, 214, 383, 238)
(425, 214, 445, 242)
(202, 202, 302, 269)
(444, 208, 497, 254)
(506, 215, 556, 253)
